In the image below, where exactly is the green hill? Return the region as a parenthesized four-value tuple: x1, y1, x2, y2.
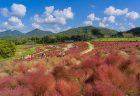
(116, 27, 140, 37)
(25, 29, 54, 37)
(58, 26, 118, 37)
(92, 27, 118, 37)
(0, 30, 24, 37)
(58, 26, 96, 36)
(126, 27, 140, 36)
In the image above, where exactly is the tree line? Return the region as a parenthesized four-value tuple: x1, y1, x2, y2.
(10, 34, 92, 45)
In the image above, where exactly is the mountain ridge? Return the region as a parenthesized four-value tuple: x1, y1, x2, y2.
(0, 29, 54, 38)
(0, 30, 24, 37)
(25, 29, 54, 37)
(0, 26, 140, 38)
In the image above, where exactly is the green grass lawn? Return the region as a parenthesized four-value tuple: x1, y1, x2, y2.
(92, 37, 140, 42)
(0, 45, 36, 62)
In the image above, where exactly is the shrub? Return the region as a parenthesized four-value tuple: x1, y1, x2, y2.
(56, 80, 81, 96)
(83, 83, 94, 96)
(94, 81, 125, 96)
(27, 68, 48, 96)
(0, 87, 32, 96)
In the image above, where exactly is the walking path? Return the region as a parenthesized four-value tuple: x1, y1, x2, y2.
(63, 43, 73, 51)
(81, 42, 94, 55)
(25, 42, 93, 58)
(32, 43, 73, 58)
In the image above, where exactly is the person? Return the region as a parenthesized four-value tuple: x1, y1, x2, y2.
(57, 52, 65, 57)
(41, 53, 46, 58)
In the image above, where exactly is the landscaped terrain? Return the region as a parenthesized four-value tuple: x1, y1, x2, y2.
(0, 26, 140, 96)
(0, 0, 140, 95)
(0, 39, 140, 96)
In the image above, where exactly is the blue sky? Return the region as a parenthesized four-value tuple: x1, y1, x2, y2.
(0, 0, 140, 33)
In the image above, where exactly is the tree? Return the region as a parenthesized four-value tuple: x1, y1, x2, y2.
(0, 40, 16, 58)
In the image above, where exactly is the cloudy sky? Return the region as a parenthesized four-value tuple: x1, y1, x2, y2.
(0, 0, 140, 33)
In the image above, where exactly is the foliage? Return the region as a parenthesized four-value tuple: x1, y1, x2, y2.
(92, 27, 117, 37)
(0, 40, 16, 58)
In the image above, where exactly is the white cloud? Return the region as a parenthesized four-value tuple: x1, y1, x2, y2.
(108, 16, 115, 23)
(32, 6, 74, 26)
(99, 22, 108, 27)
(0, 29, 6, 32)
(32, 14, 44, 23)
(104, 6, 128, 16)
(83, 13, 100, 26)
(0, 8, 9, 17)
(53, 7, 74, 19)
(128, 23, 135, 28)
(87, 13, 100, 21)
(32, 23, 42, 29)
(103, 16, 115, 23)
(44, 6, 54, 16)
(0, 3, 26, 17)
(63, 26, 72, 31)
(45, 26, 61, 33)
(119, 26, 126, 31)
(45, 15, 66, 25)
(11, 3, 26, 16)
(83, 21, 93, 26)
(2, 16, 24, 30)
(126, 11, 140, 20)
(31, 6, 74, 32)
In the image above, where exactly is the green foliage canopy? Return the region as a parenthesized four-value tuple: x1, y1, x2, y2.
(0, 40, 16, 58)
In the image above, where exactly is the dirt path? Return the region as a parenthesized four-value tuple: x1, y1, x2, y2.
(81, 42, 94, 55)
(32, 43, 73, 57)
(28, 42, 93, 58)
(63, 43, 73, 51)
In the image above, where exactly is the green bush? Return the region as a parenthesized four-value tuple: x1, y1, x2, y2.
(0, 40, 16, 58)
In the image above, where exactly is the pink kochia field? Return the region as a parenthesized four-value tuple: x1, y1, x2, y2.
(0, 41, 140, 96)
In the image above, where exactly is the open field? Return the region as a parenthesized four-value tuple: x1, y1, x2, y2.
(93, 37, 140, 41)
(0, 41, 140, 96)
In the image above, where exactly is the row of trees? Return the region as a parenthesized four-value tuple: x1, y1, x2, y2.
(0, 40, 16, 58)
(42, 34, 91, 43)
(10, 34, 92, 45)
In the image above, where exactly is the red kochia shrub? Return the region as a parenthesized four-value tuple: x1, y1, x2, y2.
(105, 52, 128, 67)
(26, 68, 49, 96)
(0, 48, 140, 96)
(96, 64, 138, 95)
(82, 56, 105, 69)
(0, 77, 17, 90)
(70, 67, 93, 83)
(53, 66, 72, 80)
(27, 72, 47, 96)
(0, 87, 32, 96)
(56, 79, 81, 96)
(16, 64, 29, 74)
(94, 81, 125, 96)
(83, 83, 94, 96)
